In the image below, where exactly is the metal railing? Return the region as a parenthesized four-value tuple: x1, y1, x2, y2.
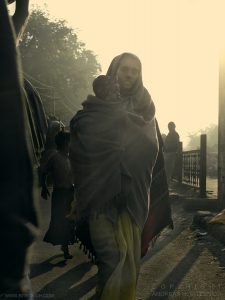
(183, 150, 200, 187)
(172, 134, 207, 197)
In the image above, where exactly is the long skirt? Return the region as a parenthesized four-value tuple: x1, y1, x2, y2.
(44, 188, 74, 246)
(89, 211, 141, 300)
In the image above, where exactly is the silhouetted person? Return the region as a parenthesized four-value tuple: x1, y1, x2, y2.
(41, 131, 75, 259)
(164, 121, 180, 184)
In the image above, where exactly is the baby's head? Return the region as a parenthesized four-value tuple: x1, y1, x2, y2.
(93, 75, 111, 99)
(93, 75, 120, 101)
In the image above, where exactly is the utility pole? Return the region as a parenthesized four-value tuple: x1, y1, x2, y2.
(218, 49, 225, 209)
(200, 134, 207, 198)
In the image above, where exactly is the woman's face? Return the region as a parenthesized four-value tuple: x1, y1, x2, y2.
(116, 56, 141, 92)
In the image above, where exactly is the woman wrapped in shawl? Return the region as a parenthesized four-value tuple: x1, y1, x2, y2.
(70, 53, 173, 300)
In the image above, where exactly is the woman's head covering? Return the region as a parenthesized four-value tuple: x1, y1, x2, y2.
(106, 52, 155, 121)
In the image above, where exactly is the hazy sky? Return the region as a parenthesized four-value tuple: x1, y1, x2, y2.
(22, 0, 224, 146)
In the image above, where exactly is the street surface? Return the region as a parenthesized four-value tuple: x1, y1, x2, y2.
(206, 177, 217, 198)
(30, 188, 225, 299)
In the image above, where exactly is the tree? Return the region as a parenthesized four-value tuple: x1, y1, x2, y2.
(187, 124, 218, 151)
(19, 8, 101, 124)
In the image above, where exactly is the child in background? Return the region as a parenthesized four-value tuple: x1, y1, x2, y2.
(41, 131, 74, 259)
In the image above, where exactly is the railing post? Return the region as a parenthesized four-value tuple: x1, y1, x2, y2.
(218, 50, 225, 209)
(200, 134, 207, 197)
(177, 142, 183, 184)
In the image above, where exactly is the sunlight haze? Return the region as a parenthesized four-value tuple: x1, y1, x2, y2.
(24, 0, 225, 146)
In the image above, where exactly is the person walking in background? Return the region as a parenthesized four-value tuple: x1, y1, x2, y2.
(164, 121, 180, 184)
(41, 131, 75, 259)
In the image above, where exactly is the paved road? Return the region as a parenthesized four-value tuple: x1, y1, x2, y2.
(30, 189, 225, 299)
(206, 177, 217, 198)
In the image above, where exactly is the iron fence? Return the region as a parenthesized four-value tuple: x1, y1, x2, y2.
(172, 134, 207, 198)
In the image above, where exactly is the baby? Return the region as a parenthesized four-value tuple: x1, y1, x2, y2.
(92, 75, 121, 102)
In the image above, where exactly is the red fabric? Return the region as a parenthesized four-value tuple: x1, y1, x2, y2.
(141, 121, 173, 257)
(141, 210, 154, 257)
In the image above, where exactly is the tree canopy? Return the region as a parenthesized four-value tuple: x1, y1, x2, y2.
(19, 8, 101, 124)
(186, 124, 218, 177)
(186, 124, 218, 152)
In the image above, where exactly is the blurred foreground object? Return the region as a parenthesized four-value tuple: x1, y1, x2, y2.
(0, 0, 37, 298)
(209, 209, 225, 225)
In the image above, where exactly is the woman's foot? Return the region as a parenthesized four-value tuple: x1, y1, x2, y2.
(61, 245, 73, 259)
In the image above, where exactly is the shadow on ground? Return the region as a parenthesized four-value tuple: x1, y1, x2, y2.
(35, 261, 97, 299)
(30, 254, 67, 278)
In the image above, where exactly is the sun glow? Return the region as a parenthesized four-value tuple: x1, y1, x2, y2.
(15, 0, 225, 146)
